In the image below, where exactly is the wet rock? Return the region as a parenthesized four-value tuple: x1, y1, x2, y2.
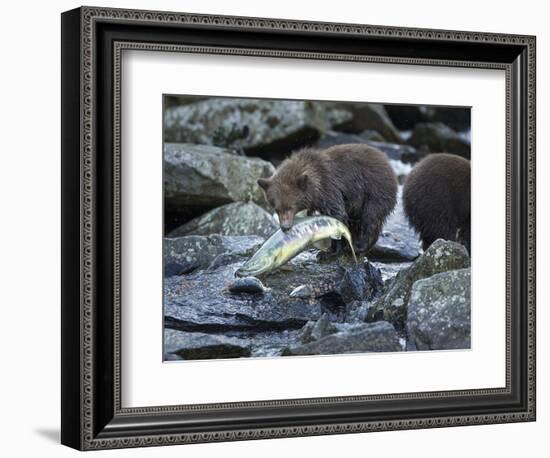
(164, 143, 274, 210)
(335, 262, 383, 304)
(429, 107, 470, 132)
(367, 239, 470, 327)
(164, 235, 264, 272)
(282, 321, 402, 356)
(384, 105, 432, 130)
(407, 123, 470, 158)
(372, 261, 414, 283)
(370, 187, 420, 262)
(288, 261, 383, 305)
(365, 140, 419, 163)
(164, 249, 386, 334)
(228, 277, 268, 294)
(164, 98, 352, 158)
(164, 329, 251, 360)
(328, 103, 402, 143)
(299, 313, 338, 344)
(164, 251, 341, 333)
(165, 261, 194, 278)
(407, 268, 471, 350)
(168, 202, 278, 238)
(385, 105, 471, 132)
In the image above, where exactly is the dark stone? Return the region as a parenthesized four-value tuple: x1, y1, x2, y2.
(298, 313, 338, 344)
(327, 103, 402, 143)
(429, 107, 471, 132)
(164, 329, 251, 360)
(384, 105, 470, 132)
(228, 277, 267, 294)
(282, 321, 402, 356)
(407, 122, 470, 158)
(365, 140, 419, 162)
(384, 105, 431, 130)
(164, 261, 196, 278)
(335, 262, 384, 304)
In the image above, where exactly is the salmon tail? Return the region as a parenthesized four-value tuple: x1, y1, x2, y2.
(343, 231, 358, 264)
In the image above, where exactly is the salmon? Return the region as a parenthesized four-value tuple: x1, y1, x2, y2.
(235, 215, 356, 277)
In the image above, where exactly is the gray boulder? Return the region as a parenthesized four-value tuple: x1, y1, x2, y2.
(164, 143, 274, 209)
(282, 321, 402, 356)
(407, 122, 470, 158)
(328, 103, 402, 143)
(367, 239, 470, 326)
(164, 98, 352, 156)
(406, 268, 471, 350)
(168, 202, 278, 238)
(164, 329, 251, 360)
(164, 234, 264, 274)
(164, 251, 341, 334)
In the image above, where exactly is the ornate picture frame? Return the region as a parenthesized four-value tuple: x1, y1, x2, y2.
(61, 6, 536, 450)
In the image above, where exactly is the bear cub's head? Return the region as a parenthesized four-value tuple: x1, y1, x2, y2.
(257, 172, 310, 232)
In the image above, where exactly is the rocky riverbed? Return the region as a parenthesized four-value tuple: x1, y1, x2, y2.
(162, 96, 471, 360)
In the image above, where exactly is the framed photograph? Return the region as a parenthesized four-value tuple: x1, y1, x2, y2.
(61, 6, 536, 450)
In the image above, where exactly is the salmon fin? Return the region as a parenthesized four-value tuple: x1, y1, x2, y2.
(295, 209, 308, 219)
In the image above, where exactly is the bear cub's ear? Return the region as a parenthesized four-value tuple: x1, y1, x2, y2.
(257, 178, 270, 190)
(297, 173, 308, 191)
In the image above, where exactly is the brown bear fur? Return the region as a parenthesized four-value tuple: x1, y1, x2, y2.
(257, 143, 398, 253)
(402, 153, 470, 252)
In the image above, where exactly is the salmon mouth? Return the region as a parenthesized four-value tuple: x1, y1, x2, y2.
(235, 257, 273, 277)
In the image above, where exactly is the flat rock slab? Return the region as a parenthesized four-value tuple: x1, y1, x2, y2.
(164, 247, 387, 334)
(282, 321, 402, 356)
(164, 253, 341, 333)
(164, 329, 252, 360)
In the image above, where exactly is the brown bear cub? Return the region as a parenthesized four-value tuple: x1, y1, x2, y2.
(257, 143, 398, 253)
(402, 153, 470, 252)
